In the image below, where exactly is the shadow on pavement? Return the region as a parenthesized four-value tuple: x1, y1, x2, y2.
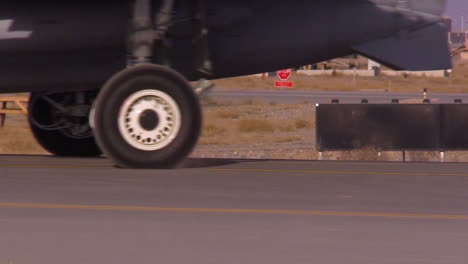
(0, 155, 259, 169)
(180, 158, 241, 169)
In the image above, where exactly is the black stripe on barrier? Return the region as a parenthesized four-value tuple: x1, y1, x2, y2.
(316, 104, 468, 151)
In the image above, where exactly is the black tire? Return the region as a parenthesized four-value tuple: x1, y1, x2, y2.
(93, 64, 202, 169)
(28, 93, 102, 157)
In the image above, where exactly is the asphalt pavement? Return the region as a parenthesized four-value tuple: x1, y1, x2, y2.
(1, 155, 468, 264)
(211, 89, 468, 104)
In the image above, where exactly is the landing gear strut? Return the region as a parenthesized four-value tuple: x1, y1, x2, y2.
(129, 0, 213, 74)
(91, 0, 205, 168)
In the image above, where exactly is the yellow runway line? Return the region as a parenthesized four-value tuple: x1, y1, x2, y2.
(1, 202, 468, 220)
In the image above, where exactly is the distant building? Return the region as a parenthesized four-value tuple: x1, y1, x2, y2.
(452, 42, 468, 62)
(444, 17, 467, 50)
(449, 32, 468, 48)
(368, 60, 381, 70)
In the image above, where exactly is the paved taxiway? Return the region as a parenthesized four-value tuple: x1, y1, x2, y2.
(1, 155, 468, 263)
(212, 90, 468, 104)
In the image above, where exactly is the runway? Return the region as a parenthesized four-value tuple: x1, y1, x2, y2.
(1, 156, 468, 263)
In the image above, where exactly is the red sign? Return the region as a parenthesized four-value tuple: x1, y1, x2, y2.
(274, 81, 294, 88)
(277, 69, 292, 81)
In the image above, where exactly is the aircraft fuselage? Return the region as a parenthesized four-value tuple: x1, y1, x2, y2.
(0, 0, 446, 93)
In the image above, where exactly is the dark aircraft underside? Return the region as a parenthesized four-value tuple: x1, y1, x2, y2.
(0, 0, 450, 93)
(0, 0, 451, 168)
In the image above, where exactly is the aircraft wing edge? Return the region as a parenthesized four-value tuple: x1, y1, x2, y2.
(352, 22, 452, 71)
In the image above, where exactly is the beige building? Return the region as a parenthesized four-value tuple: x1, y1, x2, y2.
(452, 42, 468, 62)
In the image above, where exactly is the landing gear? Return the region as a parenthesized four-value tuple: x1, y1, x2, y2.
(87, 0, 206, 168)
(92, 64, 201, 168)
(26, 0, 212, 167)
(130, 0, 213, 76)
(28, 92, 102, 157)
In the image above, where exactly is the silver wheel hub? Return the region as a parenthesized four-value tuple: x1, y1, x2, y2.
(118, 90, 181, 151)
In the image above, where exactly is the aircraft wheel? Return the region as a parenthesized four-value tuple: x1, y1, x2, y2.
(92, 64, 202, 168)
(28, 92, 102, 157)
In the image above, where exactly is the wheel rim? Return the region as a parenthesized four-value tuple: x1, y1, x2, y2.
(118, 90, 182, 151)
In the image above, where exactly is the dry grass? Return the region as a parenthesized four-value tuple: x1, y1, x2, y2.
(278, 123, 295, 132)
(199, 101, 314, 146)
(203, 124, 226, 138)
(212, 62, 468, 93)
(0, 127, 45, 155)
(214, 109, 240, 119)
(238, 119, 275, 133)
(273, 136, 303, 143)
(295, 119, 311, 129)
